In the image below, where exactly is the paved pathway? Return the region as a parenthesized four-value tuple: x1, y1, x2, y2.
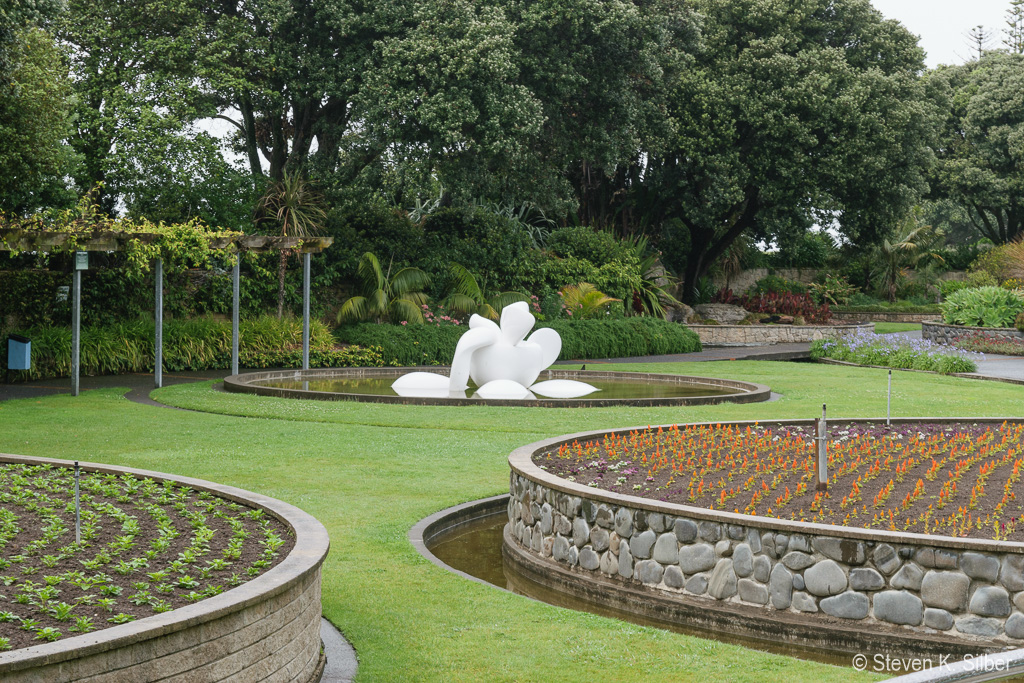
(882, 328, 1024, 383)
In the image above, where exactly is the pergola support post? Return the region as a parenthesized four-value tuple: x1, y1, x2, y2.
(154, 257, 163, 388)
(71, 269, 81, 397)
(232, 258, 240, 376)
(302, 252, 311, 370)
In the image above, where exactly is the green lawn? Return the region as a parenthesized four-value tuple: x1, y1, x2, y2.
(3, 360, 1021, 681)
(873, 322, 922, 334)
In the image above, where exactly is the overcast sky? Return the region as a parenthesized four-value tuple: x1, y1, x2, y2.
(871, 0, 1014, 67)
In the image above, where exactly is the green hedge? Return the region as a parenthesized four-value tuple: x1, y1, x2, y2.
(2, 316, 384, 380)
(336, 318, 701, 365)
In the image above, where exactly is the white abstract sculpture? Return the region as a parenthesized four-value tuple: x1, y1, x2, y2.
(390, 301, 598, 399)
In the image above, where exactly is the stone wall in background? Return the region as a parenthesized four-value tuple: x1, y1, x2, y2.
(685, 322, 872, 346)
(831, 312, 937, 323)
(711, 268, 821, 294)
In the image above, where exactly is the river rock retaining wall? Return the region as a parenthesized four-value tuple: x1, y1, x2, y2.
(832, 312, 936, 323)
(684, 322, 873, 346)
(507, 421, 1024, 649)
(0, 454, 330, 683)
(923, 320, 1024, 346)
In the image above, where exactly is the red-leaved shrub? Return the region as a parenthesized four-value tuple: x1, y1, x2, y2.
(713, 287, 831, 323)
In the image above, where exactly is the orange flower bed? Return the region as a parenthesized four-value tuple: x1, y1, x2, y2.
(534, 421, 1024, 541)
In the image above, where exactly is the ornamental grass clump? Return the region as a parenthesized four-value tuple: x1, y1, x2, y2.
(810, 331, 980, 374)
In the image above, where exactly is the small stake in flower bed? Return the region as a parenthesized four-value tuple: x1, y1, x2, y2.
(887, 369, 892, 426)
(74, 461, 80, 545)
(815, 404, 828, 493)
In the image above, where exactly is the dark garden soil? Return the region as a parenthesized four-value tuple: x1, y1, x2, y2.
(535, 421, 1024, 543)
(0, 463, 294, 651)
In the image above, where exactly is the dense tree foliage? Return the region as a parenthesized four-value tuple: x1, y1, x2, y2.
(0, 1, 78, 214)
(636, 0, 936, 300)
(930, 52, 1024, 244)
(9, 0, 1021, 316)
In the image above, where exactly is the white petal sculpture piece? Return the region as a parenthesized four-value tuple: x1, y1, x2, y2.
(390, 301, 598, 399)
(529, 380, 602, 399)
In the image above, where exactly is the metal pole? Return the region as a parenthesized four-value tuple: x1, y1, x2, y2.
(232, 258, 240, 376)
(816, 403, 828, 492)
(72, 269, 81, 396)
(154, 257, 163, 388)
(887, 370, 892, 426)
(74, 461, 81, 544)
(302, 252, 310, 370)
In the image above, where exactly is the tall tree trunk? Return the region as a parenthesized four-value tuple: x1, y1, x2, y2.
(277, 250, 288, 319)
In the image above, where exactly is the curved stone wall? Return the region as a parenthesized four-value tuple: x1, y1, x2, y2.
(0, 454, 330, 683)
(685, 322, 873, 347)
(923, 320, 1024, 346)
(507, 420, 1024, 654)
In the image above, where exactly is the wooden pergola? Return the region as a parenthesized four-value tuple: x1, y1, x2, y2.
(0, 229, 333, 395)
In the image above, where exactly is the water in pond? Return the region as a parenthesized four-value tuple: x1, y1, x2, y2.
(429, 513, 855, 668)
(253, 376, 736, 400)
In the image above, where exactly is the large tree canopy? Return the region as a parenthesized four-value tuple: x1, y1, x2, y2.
(636, 0, 935, 300)
(930, 51, 1024, 244)
(55, 0, 694, 215)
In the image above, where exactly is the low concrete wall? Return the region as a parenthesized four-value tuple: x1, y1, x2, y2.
(923, 320, 1024, 345)
(507, 420, 1024, 656)
(833, 312, 936, 323)
(0, 455, 330, 683)
(685, 322, 873, 346)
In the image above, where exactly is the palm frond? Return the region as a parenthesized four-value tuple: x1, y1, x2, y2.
(489, 291, 529, 312)
(447, 263, 484, 302)
(390, 298, 426, 324)
(391, 267, 431, 297)
(338, 296, 369, 323)
(445, 293, 482, 317)
(356, 252, 386, 295)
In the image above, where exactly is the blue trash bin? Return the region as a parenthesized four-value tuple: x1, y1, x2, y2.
(7, 335, 31, 371)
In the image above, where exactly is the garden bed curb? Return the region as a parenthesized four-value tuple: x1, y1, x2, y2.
(507, 419, 1024, 658)
(0, 454, 330, 683)
(684, 322, 873, 347)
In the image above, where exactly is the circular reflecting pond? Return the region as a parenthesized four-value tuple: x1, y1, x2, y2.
(252, 376, 735, 400)
(224, 367, 771, 407)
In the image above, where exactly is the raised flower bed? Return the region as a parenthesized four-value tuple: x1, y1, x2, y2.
(506, 419, 1024, 657)
(0, 455, 329, 682)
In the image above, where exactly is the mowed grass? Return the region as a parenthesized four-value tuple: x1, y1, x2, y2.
(3, 360, 1021, 681)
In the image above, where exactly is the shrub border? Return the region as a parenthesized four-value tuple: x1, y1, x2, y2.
(0, 454, 330, 682)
